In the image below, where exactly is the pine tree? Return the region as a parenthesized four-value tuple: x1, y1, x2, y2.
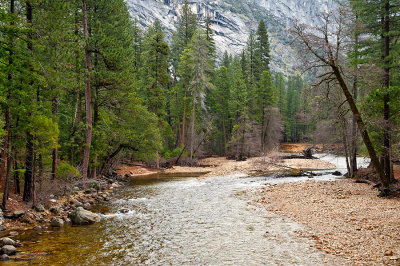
(141, 19, 170, 117)
(275, 72, 287, 116)
(213, 66, 230, 154)
(351, 0, 400, 182)
(258, 71, 277, 151)
(170, 0, 198, 146)
(179, 29, 212, 161)
(228, 56, 248, 160)
(254, 20, 270, 81)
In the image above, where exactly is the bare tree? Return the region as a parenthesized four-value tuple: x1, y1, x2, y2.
(291, 8, 390, 192)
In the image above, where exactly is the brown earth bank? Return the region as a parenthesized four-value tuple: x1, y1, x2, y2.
(117, 154, 336, 179)
(254, 180, 400, 265)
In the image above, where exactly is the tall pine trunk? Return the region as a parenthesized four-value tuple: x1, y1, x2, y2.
(190, 87, 196, 161)
(0, 0, 14, 182)
(222, 114, 227, 156)
(181, 85, 187, 147)
(2, 140, 11, 211)
(81, 0, 93, 183)
(383, 0, 392, 183)
(23, 1, 34, 202)
(51, 96, 58, 179)
(350, 75, 358, 177)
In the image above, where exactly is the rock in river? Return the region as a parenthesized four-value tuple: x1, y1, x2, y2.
(1, 245, 16, 255)
(51, 218, 64, 228)
(0, 238, 15, 247)
(69, 207, 100, 225)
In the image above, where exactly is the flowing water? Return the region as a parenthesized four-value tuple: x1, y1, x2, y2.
(5, 155, 368, 265)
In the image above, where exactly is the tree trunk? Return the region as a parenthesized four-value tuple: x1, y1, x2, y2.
(2, 142, 11, 211)
(222, 114, 227, 156)
(342, 118, 351, 175)
(81, 0, 93, 183)
(0, 0, 14, 182)
(51, 96, 58, 179)
(38, 154, 43, 192)
(350, 29, 359, 177)
(383, 0, 391, 183)
(32, 153, 36, 208)
(190, 88, 196, 161)
(332, 66, 388, 189)
(13, 152, 20, 195)
(23, 1, 34, 203)
(181, 86, 187, 146)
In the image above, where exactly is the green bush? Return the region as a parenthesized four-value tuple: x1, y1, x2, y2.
(57, 163, 81, 181)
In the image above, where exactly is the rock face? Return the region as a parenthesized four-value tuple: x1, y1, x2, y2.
(69, 207, 100, 225)
(0, 245, 16, 255)
(125, 0, 336, 73)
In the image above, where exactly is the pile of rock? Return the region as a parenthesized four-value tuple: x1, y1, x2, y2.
(0, 236, 22, 261)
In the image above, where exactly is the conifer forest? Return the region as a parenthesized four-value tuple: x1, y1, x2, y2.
(0, 0, 399, 264)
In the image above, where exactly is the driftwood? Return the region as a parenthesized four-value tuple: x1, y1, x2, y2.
(302, 147, 315, 159)
(260, 161, 320, 178)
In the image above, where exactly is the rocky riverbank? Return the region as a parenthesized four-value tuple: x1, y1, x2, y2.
(254, 179, 400, 265)
(0, 173, 127, 261)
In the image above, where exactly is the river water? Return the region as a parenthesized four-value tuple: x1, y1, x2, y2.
(7, 155, 369, 265)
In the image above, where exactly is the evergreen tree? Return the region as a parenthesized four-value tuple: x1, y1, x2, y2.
(275, 72, 287, 116)
(141, 19, 170, 118)
(351, 0, 400, 182)
(213, 66, 230, 154)
(254, 20, 270, 81)
(179, 29, 212, 160)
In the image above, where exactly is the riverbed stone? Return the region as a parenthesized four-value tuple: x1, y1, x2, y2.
(0, 210, 4, 231)
(0, 254, 10, 261)
(50, 206, 61, 215)
(69, 207, 100, 225)
(119, 209, 129, 214)
(51, 218, 64, 227)
(8, 231, 18, 237)
(83, 203, 91, 210)
(0, 238, 15, 247)
(1, 245, 16, 255)
(13, 210, 25, 218)
(35, 204, 45, 212)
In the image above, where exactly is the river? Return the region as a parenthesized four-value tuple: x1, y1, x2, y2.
(6, 155, 369, 265)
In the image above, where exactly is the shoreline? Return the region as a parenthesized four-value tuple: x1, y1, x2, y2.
(2, 153, 397, 264)
(254, 179, 400, 265)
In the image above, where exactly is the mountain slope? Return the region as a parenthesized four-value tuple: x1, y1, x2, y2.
(126, 0, 336, 72)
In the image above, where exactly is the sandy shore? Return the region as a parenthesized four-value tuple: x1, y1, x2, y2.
(117, 156, 336, 178)
(255, 180, 400, 265)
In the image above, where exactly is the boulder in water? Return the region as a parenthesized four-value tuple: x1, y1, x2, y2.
(51, 218, 64, 227)
(332, 171, 342, 176)
(1, 245, 16, 255)
(0, 238, 15, 247)
(69, 207, 100, 225)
